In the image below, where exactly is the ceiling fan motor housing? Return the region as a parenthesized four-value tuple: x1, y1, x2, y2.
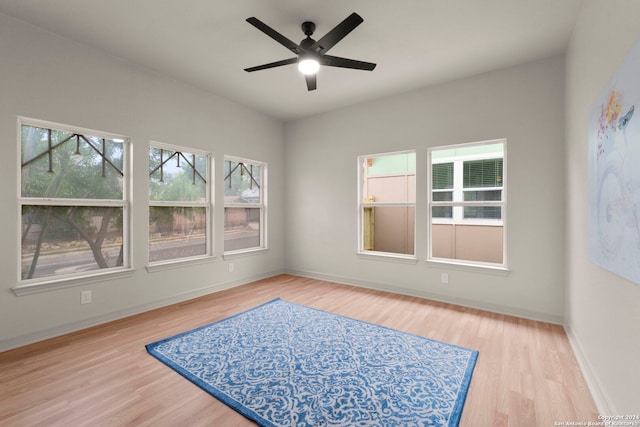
(301, 21, 316, 37)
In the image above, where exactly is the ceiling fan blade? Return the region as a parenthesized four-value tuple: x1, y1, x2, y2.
(311, 12, 363, 54)
(246, 17, 301, 54)
(305, 74, 317, 91)
(244, 57, 298, 72)
(321, 55, 376, 71)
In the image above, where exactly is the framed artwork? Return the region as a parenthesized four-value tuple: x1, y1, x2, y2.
(587, 38, 640, 284)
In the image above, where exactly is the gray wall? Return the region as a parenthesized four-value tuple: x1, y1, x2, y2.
(565, 0, 640, 414)
(284, 55, 566, 323)
(0, 13, 285, 349)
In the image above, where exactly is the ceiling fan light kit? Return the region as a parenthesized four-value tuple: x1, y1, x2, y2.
(244, 12, 376, 91)
(298, 58, 320, 75)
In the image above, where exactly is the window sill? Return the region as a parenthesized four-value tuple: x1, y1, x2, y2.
(426, 258, 510, 275)
(146, 255, 216, 273)
(357, 251, 418, 264)
(12, 268, 135, 296)
(223, 247, 268, 260)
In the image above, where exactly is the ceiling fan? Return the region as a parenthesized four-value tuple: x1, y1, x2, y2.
(244, 12, 376, 91)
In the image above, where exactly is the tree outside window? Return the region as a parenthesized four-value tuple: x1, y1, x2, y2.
(20, 120, 130, 282)
(149, 144, 211, 264)
(223, 157, 266, 253)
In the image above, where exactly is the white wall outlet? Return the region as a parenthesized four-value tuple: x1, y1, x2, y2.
(229, 263, 235, 273)
(440, 273, 449, 284)
(80, 290, 92, 304)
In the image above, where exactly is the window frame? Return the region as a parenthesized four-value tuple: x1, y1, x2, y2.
(427, 139, 507, 269)
(15, 117, 133, 295)
(357, 150, 417, 261)
(147, 141, 214, 269)
(223, 155, 267, 257)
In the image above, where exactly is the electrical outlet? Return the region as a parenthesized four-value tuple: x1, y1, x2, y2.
(80, 290, 92, 304)
(229, 263, 235, 273)
(440, 273, 449, 284)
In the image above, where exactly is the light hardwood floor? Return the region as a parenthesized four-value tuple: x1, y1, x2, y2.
(1, 274, 599, 426)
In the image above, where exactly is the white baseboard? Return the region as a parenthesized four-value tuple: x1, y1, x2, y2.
(284, 268, 564, 325)
(563, 324, 615, 415)
(0, 270, 283, 353)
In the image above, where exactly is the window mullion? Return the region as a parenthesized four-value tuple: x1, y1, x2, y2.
(362, 202, 416, 207)
(453, 160, 464, 222)
(20, 198, 126, 207)
(431, 200, 503, 207)
(225, 203, 262, 208)
(149, 200, 208, 208)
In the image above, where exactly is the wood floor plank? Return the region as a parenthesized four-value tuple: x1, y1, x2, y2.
(0, 274, 599, 426)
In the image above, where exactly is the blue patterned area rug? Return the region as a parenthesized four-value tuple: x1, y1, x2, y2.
(146, 298, 478, 427)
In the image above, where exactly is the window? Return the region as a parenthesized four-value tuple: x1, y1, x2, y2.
(19, 118, 130, 283)
(149, 143, 212, 264)
(358, 151, 416, 257)
(428, 140, 506, 267)
(224, 157, 266, 253)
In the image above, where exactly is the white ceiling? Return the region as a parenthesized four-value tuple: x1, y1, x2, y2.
(0, 0, 583, 121)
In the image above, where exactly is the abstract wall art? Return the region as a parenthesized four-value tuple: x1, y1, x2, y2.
(588, 38, 640, 285)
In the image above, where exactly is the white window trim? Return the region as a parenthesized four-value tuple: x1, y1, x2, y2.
(357, 150, 417, 260)
(223, 155, 267, 255)
(427, 139, 507, 269)
(426, 257, 510, 274)
(145, 255, 215, 273)
(357, 251, 419, 264)
(14, 117, 133, 294)
(12, 269, 136, 296)
(147, 141, 214, 268)
(222, 246, 269, 260)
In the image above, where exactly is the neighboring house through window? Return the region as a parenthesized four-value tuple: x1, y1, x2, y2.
(19, 118, 130, 285)
(429, 140, 506, 267)
(358, 151, 416, 257)
(149, 143, 212, 264)
(224, 156, 266, 253)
